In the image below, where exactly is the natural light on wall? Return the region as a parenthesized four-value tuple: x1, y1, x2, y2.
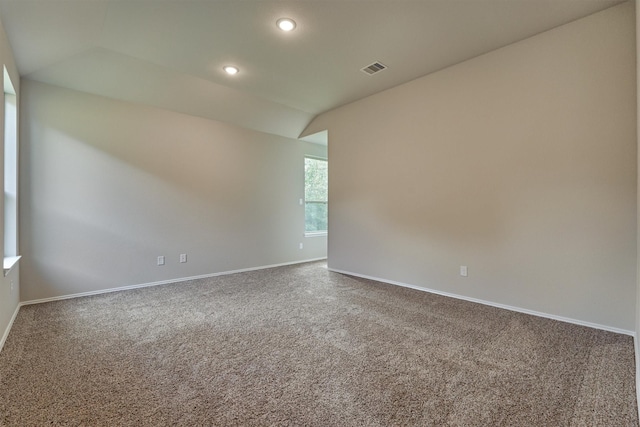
(304, 157, 328, 235)
(4, 66, 17, 261)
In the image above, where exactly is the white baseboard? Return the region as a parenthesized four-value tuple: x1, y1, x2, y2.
(329, 267, 634, 336)
(0, 303, 21, 353)
(21, 258, 328, 306)
(635, 333, 640, 419)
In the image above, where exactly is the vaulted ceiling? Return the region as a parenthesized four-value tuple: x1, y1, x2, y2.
(0, 0, 624, 142)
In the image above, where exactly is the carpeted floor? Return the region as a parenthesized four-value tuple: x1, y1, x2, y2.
(0, 261, 637, 426)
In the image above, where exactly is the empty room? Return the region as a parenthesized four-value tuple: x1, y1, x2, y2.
(0, 0, 639, 425)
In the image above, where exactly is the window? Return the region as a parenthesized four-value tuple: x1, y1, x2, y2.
(4, 67, 17, 266)
(304, 157, 328, 234)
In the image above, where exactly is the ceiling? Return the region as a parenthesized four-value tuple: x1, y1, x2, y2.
(0, 0, 625, 143)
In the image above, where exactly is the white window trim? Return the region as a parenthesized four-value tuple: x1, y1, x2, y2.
(3, 255, 20, 277)
(304, 156, 328, 235)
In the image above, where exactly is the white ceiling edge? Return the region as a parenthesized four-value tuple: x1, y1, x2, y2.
(299, 130, 327, 146)
(25, 47, 316, 141)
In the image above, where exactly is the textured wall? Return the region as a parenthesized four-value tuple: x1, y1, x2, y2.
(20, 80, 327, 301)
(306, 2, 636, 331)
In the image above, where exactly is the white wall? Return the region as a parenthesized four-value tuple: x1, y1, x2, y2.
(305, 2, 636, 331)
(20, 80, 327, 301)
(0, 12, 20, 350)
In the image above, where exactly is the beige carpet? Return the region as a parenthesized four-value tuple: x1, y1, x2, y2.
(0, 261, 637, 426)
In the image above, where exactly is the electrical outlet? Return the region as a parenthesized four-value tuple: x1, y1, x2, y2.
(460, 266, 468, 277)
(180, 253, 187, 263)
(157, 256, 165, 266)
(299, 242, 303, 250)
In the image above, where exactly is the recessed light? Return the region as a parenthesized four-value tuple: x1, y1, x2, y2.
(223, 65, 239, 75)
(276, 18, 296, 32)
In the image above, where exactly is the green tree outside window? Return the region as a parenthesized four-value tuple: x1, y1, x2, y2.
(305, 157, 328, 233)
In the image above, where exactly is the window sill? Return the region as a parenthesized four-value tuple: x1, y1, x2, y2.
(4, 255, 21, 277)
(305, 231, 328, 238)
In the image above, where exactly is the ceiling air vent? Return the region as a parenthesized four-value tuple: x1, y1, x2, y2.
(360, 61, 387, 75)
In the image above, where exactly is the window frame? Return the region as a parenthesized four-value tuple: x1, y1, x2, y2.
(304, 155, 328, 237)
(3, 66, 19, 276)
